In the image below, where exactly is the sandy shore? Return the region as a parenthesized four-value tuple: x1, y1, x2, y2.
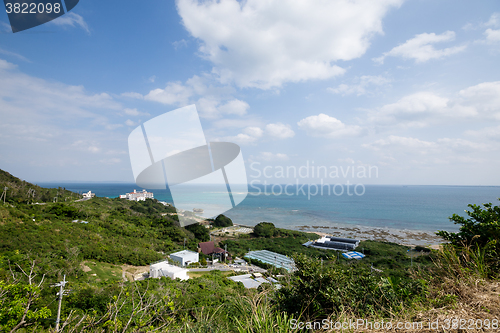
(297, 224, 445, 247)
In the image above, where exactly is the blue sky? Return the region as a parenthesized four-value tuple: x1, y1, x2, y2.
(0, 0, 499, 185)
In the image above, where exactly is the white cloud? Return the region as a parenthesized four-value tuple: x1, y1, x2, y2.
(218, 99, 249, 116)
(148, 75, 156, 83)
(367, 82, 500, 128)
(0, 48, 30, 63)
(257, 152, 289, 161)
(374, 31, 466, 64)
(458, 81, 500, 120)
(486, 13, 500, 27)
(265, 123, 295, 139)
(1, 21, 11, 32)
(177, 0, 402, 89)
(243, 127, 264, 138)
(297, 114, 362, 138)
(121, 92, 144, 99)
(132, 75, 249, 119)
(173, 39, 189, 50)
(363, 135, 492, 165)
(484, 29, 500, 43)
(50, 12, 90, 34)
(328, 75, 391, 96)
(466, 125, 500, 141)
(220, 122, 294, 145)
(123, 108, 149, 117)
(0, 59, 17, 70)
(145, 81, 193, 105)
(0, 58, 128, 177)
(125, 119, 136, 126)
(364, 135, 435, 151)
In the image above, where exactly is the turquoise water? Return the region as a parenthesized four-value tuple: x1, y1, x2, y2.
(38, 183, 500, 233)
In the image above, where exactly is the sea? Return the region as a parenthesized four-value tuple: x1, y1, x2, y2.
(38, 183, 500, 236)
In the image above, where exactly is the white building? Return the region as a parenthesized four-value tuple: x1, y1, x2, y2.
(82, 191, 95, 199)
(119, 189, 154, 201)
(170, 250, 199, 266)
(150, 261, 188, 280)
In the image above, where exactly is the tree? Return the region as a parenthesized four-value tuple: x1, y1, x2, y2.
(0, 260, 51, 332)
(213, 215, 233, 227)
(185, 223, 210, 242)
(437, 201, 500, 247)
(253, 222, 276, 238)
(437, 200, 500, 271)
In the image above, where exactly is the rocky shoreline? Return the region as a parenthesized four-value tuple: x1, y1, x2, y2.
(296, 224, 445, 247)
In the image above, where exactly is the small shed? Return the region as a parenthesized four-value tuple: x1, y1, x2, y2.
(170, 250, 199, 266)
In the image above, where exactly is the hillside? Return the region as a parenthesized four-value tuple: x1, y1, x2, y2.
(0, 169, 499, 332)
(0, 169, 210, 268)
(0, 169, 76, 204)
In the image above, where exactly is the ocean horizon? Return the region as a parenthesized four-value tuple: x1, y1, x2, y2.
(37, 182, 500, 236)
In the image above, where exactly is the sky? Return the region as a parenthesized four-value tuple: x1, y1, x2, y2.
(0, 0, 499, 186)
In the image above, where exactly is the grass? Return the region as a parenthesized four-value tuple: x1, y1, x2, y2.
(82, 261, 123, 282)
(188, 270, 235, 278)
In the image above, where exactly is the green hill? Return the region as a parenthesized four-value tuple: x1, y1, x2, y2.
(0, 169, 208, 269)
(0, 169, 76, 204)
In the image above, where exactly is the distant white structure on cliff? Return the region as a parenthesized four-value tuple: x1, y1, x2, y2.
(82, 191, 95, 199)
(119, 189, 154, 201)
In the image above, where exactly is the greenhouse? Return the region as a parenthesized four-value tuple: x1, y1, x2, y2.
(244, 250, 295, 271)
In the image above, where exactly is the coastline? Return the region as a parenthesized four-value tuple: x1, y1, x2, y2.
(234, 222, 445, 247)
(298, 224, 444, 247)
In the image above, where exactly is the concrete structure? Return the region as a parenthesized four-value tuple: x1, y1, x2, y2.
(150, 261, 188, 280)
(119, 189, 154, 201)
(228, 274, 281, 289)
(170, 250, 199, 266)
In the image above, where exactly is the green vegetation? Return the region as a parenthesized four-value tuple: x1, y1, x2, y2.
(0, 170, 76, 204)
(213, 214, 233, 227)
(436, 200, 500, 275)
(1, 170, 499, 332)
(253, 221, 277, 237)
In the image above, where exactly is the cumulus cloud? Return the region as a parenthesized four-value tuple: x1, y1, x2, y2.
(367, 81, 500, 128)
(0, 58, 130, 178)
(297, 114, 362, 138)
(177, 0, 402, 89)
(328, 75, 391, 96)
(363, 135, 492, 166)
(129, 75, 250, 119)
(374, 31, 466, 64)
(218, 126, 263, 145)
(484, 28, 500, 43)
(50, 12, 90, 34)
(125, 119, 136, 126)
(145, 81, 192, 105)
(257, 152, 289, 161)
(220, 122, 294, 145)
(123, 108, 149, 117)
(458, 81, 500, 120)
(265, 123, 295, 139)
(486, 13, 500, 27)
(466, 125, 500, 141)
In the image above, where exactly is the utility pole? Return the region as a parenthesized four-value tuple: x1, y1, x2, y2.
(51, 275, 68, 332)
(183, 238, 186, 250)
